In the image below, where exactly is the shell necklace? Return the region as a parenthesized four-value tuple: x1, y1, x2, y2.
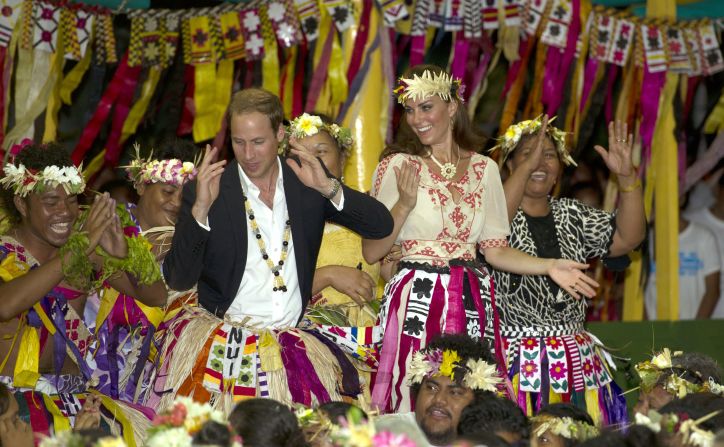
(429, 145, 460, 181)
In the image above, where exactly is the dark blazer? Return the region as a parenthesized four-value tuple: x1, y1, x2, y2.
(163, 158, 393, 319)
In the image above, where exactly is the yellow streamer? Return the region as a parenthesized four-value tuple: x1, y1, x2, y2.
(60, 43, 92, 105)
(120, 66, 162, 146)
(94, 391, 137, 447)
(43, 44, 68, 143)
(703, 90, 724, 134)
(585, 388, 601, 426)
(214, 60, 234, 135)
(83, 149, 107, 181)
(42, 394, 72, 433)
(13, 325, 40, 388)
(192, 63, 217, 142)
(281, 46, 297, 119)
(258, 330, 283, 372)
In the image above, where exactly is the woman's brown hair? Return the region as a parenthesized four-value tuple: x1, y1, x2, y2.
(380, 64, 486, 160)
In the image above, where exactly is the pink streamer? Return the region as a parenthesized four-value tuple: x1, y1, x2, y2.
(451, 32, 470, 82)
(578, 58, 600, 113)
(444, 266, 466, 333)
(544, 0, 581, 115)
(639, 69, 667, 162)
(409, 35, 426, 67)
(603, 65, 619, 123)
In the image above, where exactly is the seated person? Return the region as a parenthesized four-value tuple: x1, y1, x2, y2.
(530, 403, 599, 447)
(634, 349, 723, 415)
(374, 333, 503, 447)
(229, 398, 309, 447)
(458, 393, 529, 445)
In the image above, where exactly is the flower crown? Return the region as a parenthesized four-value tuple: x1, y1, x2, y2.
(635, 348, 724, 399)
(0, 162, 85, 197)
(406, 348, 502, 392)
(288, 113, 354, 154)
(124, 143, 198, 187)
(635, 410, 719, 447)
(146, 397, 236, 447)
(327, 408, 416, 447)
(393, 70, 464, 104)
(531, 415, 599, 441)
(490, 116, 576, 167)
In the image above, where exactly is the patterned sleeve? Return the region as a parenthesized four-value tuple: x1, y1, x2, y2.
(370, 154, 406, 210)
(575, 199, 616, 258)
(479, 157, 510, 250)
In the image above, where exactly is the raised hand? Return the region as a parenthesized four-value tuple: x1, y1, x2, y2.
(83, 193, 115, 255)
(192, 145, 227, 223)
(98, 207, 128, 258)
(547, 259, 599, 300)
(0, 417, 34, 447)
(286, 142, 336, 196)
(394, 160, 420, 212)
(520, 114, 549, 174)
(328, 266, 377, 306)
(74, 394, 102, 430)
(594, 120, 636, 178)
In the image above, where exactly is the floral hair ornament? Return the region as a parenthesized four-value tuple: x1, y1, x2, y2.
(406, 348, 502, 392)
(329, 408, 416, 447)
(490, 115, 576, 167)
(393, 69, 464, 104)
(124, 143, 198, 187)
(1, 160, 85, 198)
(146, 396, 239, 447)
(39, 432, 127, 447)
(531, 415, 599, 442)
(634, 410, 719, 447)
(634, 348, 723, 399)
(287, 113, 354, 155)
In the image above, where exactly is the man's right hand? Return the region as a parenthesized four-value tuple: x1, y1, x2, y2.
(84, 193, 115, 256)
(192, 144, 227, 224)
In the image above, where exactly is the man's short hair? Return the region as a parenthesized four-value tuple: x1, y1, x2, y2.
(458, 394, 529, 439)
(228, 88, 284, 131)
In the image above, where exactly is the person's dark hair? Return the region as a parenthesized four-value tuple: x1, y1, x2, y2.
(659, 392, 724, 432)
(653, 352, 722, 392)
(534, 403, 595, 447)
(577, 431, 626, 447)
(192, 420, 233, 447)
(458, 394, 529, 439)
(569, 181, 603, 208)
(457, 432, 511, 447)
(409, 333, 496, 403)
(0, 142, 75, 224)
(228, 88, 284, 132)
(229, 398, 309, 447)
(381, 64, 485, 159)
(316, 401, 368, 425)
(155, 137, 199, 163)
(624, 425, 662, 447)
(73, 428, 114, 446)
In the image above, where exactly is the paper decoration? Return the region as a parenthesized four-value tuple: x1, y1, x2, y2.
(541, 0, 572, 49)
(642, 23, 668, 73)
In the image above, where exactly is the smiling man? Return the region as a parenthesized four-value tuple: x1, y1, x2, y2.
(375, 333, 502, 446)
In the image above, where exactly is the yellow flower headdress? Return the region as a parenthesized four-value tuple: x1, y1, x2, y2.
(124, 143, 198, 187)
(634, 348, 724, 399)
(635, 410, 719, 447)
(288, 113, 354, 155)
(406, 348, 502, 392)
(531, 415, 599, 441)
(393, 70, 464, 104)
(0, 162, 85, 197)
(490, 115, 576, 167)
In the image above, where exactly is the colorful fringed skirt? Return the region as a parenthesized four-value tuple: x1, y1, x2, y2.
(501, 323, 628, 426)
(371, 261, 501, 413)
(148, 302, 374, 415)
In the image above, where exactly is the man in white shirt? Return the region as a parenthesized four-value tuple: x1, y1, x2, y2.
(159, 88, 393, 408)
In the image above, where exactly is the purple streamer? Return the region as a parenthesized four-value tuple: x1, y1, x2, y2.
(306, 329, 361, 397)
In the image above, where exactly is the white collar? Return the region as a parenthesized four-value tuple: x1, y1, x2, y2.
(237, 157, 284, 196)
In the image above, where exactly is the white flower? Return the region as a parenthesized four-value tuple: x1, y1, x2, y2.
(292, 113, 324, 137)
(147, 427, 192, 447)
(651, 348, 674, 369)
(463, 358, 502, 392)
(708, 378, 724, 396)
(634, 411, 662, 433)
(406, 351, 433, 385)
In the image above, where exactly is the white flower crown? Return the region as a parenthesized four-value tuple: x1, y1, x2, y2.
(531, 415, 599, 441)
(1, 163, 85, 197)
(490, 116, 576, 167)
(406, 348, 502, 392)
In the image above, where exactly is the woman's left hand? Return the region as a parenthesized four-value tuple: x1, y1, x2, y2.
(594, 120, 635, 178)
(548, 259, 599, 300)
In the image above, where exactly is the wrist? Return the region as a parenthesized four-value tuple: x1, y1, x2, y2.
(192, 204, 210, 223)
(618, 177, 641, 193)
(321, 178, 341, 200)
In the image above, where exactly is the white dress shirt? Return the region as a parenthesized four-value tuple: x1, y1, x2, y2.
(196, 158, 344, 328)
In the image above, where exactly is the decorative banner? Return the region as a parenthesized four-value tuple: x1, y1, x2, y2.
(684, 27, 703, 75)
(63, 8, 93, 61)
(219, 10, 245, 60)
(592, 13, 615, 62)
(295, 0, 321, 41)
(502, 0, 521, 27)
(239, 8, 265, 60)
(93, 11, 117, 64)
(265, 0, 302, 47)
(33, 0, 60, 53)
(324, 0, 355, 31)
(641, 23, 667, 73)
(428, 0, 444, 28)
(380, 0, 408, 26)
(443, 0, 464, 31)
(699, 22, 724, 75)
(0, 0, 24, 47)
(186, 15, 215, 64)
(481, 0, 499, 31)
(605, 16, 633, 66)
(523, 0, 548, 36)
(666, 26, 691, 73)
(541, 0, 572, 48)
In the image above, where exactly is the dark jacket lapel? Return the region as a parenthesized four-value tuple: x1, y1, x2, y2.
(220, 161, 248, 284)
(281, 158, 308, 297)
